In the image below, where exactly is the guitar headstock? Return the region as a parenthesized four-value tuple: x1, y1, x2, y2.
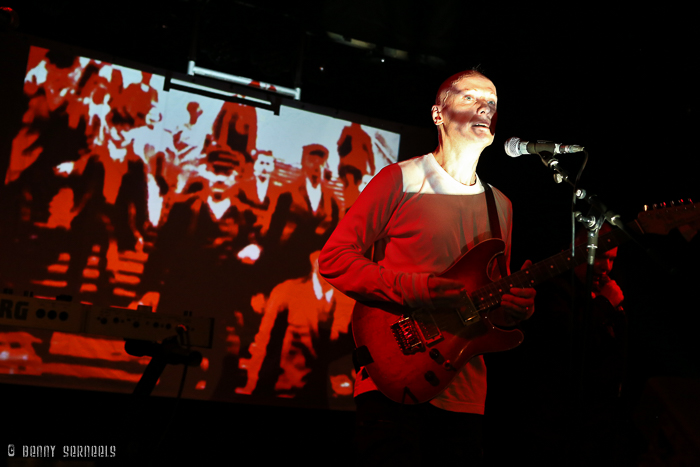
(636, 199, 699, 235)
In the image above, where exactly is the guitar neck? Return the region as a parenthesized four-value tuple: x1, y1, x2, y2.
(471, 225, 633, 311)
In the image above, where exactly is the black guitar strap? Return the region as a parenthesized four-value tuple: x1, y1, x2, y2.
(484, 182, 509, 278)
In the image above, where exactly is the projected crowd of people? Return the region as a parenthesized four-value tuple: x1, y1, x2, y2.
(0, 46, 398, 406)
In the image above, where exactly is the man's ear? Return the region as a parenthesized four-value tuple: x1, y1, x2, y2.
(431, 105, 442, 125)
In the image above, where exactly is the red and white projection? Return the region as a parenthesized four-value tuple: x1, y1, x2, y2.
(0, 45, 400, 409)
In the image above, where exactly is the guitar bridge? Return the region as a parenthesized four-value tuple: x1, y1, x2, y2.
(391, 309, 443, 355)
(391, 315, 424, 354)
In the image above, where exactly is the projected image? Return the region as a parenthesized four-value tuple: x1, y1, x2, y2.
(0, 45, 399, 408)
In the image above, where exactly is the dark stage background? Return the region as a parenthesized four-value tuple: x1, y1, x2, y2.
(1, 2, 698, 465)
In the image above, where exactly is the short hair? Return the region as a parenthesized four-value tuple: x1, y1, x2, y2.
(435, 67, 488, 106)
(302, 144, 329, 161)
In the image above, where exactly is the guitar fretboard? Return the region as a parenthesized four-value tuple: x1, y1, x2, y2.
(469, 227, 630, 311)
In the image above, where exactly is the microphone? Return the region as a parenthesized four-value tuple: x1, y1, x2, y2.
(505, 137, 584, 157)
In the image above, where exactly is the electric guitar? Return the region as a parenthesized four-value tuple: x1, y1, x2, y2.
(352, 202, 699, 404)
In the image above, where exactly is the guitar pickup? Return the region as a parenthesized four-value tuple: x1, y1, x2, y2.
(455, 297, 480, 326)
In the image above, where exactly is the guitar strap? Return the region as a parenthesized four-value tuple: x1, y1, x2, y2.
(484, 182, 509, 278)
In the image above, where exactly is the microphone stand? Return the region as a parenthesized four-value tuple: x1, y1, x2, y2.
(126, 335, 203, 400)
(536, 149, 628, 455)
(534, 147, 674, 459)
(537, 151, 628, 235)
(120, 331, 203, 465)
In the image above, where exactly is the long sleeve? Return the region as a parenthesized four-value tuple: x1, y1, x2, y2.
(319, 164, 433, 309)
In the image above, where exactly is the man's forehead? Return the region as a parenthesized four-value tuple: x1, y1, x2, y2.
(452, 75, 497, 96)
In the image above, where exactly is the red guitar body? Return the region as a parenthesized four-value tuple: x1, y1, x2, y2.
(351, 238, 524, 404)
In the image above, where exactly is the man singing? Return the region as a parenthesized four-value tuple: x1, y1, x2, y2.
(319, 69, 536, 465)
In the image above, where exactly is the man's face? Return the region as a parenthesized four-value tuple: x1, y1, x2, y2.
(254, 154, 274, 182)
(302, 153, 326, 188)
(574, 247, 618, 291)
(201, 150, 244, 199)
(433, 74, 498, 148)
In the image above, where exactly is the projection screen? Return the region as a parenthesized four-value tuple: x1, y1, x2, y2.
(0, 42, 402, 410)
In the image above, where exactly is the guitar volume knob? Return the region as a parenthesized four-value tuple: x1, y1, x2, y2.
(424, 371, 440, 387)
(429, 348, 445, 364)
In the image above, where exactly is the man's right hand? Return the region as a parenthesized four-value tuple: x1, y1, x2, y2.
(427, 276, 466, 308)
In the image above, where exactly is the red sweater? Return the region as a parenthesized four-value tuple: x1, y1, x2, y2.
(320, 153, 512, 413)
